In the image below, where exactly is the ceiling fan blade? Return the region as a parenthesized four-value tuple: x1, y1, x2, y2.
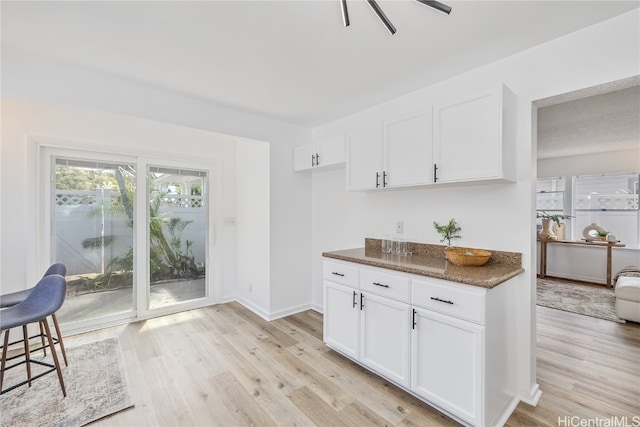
(341, 0, 350, 26)
(415, 0, 452, 15)
(366, 0, 396, 34)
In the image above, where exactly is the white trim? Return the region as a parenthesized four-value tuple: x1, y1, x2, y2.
(267, 303, 315, 321)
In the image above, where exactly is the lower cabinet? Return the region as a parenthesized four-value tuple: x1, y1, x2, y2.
(323, 280, 411, 388)
(411, 307, 483, 425)
(323, 259, 518, 427)
(361, 293, 411, 388)
(323, 281, 360, 359)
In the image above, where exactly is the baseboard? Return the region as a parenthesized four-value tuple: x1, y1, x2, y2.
(267, 303, 314, 321)
(233, 297, 271, 321)
(310, 303, 323, 314)
(519, 383, 543, 406)
(492, 396, 521, 427)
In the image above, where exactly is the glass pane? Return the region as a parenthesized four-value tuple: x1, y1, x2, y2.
(54, 159, 136, 324)
(148, 166, 207, 309)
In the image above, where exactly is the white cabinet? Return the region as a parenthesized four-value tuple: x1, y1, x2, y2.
(361, 292, 411, 387)
(385, 112, 433, 187)
(323, 263, 411, 387)
(323, 281, 360, 359)
(411, 307, 483, 426)
(294, 134, 345, 171)
(346, 112, 432, 191)
(346, 125, 384, 190)
(433, 84, 517, 183)
(323, 258, 518, 427)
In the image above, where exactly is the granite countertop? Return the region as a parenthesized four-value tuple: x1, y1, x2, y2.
(322, 239, 524, 289)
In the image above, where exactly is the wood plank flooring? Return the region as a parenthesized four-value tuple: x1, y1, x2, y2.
(59, 302, 639, 426)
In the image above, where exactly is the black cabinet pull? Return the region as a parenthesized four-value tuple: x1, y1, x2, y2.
(311, 154, 316, 167)
(360, 293, 364, 310)
(372, 282, 389, 288)
(430, 296, 454, 305)
(352, 291, 357, 308)
(383, 171, 388, 187)
(412, 309, 417, 330)
(316, 153, 320, 166)
(332, 272, 345, 277)
(375, 172, 380, 188)
(433, 163, 438, 182)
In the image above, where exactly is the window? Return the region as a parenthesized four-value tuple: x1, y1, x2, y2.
(537, 173, 639, 247)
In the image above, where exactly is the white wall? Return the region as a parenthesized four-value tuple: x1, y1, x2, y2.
(236, 139, 271, 316)
(310, 9, 640, 405)
(1, 49, 313, 318)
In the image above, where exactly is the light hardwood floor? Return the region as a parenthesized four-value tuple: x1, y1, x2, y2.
(60, 302, 639, 427)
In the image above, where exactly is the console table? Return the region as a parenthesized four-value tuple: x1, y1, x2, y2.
(538, 239, 625, 288)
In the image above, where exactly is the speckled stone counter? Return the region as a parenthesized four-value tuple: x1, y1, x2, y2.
(322, 238, 524, 289)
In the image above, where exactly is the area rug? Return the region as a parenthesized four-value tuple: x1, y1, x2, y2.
(0, 337, 134, 427)
(537, 278, 625, 323)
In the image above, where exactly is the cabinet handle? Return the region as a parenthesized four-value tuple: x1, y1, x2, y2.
(372, 282, 389, 288)
(412, 309, 417, 330)
(383, 171, 388, 187)
(375, 172, 380, 188)
(316, 153, 320, 166)
(433, 163, 438, 182)
(352, 291, 357, 308)
(360, 293, 364, 310)
(331, 272, 345, 277)
(312, 154, 317, 167)
(430, 296, 454, 305)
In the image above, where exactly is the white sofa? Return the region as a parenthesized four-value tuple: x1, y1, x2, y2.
(615, 275, 640, 323)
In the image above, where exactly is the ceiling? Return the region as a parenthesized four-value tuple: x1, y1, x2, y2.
(537, 80, 640, 159)
(1, 1, 639, 127)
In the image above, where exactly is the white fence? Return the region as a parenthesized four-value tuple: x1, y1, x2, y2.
(56, 189, 206, 276)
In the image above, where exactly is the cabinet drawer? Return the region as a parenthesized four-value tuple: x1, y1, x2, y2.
(324, 260, 359, 288)
(361, 268, 410, 303)
(412, 278, 485, 324)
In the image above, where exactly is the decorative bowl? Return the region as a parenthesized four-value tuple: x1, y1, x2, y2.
(444, 247, 492, 266)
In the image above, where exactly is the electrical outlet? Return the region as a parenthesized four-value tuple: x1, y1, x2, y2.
(396, 221, 403, 234)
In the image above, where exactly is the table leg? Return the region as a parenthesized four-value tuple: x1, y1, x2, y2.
(606, 244, 612, 288)
(539, 240, 547, 278)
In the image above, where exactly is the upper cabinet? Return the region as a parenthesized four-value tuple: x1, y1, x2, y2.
(344, 83, 518, 191)
(293, 134, 345, 172)
(433, 84, 517, 184)
(346, 125, 385, 190)
(346, 112, 433, 191)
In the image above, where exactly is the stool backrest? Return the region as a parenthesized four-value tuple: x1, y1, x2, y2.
(43, 263, 66, 278)
(19, 274, 67, 319)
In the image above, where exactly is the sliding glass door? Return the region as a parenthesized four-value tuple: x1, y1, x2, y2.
(52, 157, 136, 325)
(147, 165, 208, 309)
(44, 148, 212, 331)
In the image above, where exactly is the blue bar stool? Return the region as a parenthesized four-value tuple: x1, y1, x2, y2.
(0, 274, 67, 396)
(0, 263, 68, 366)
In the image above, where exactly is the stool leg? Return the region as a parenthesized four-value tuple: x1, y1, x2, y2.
(51, 314, 68, 367)
(0, 329, 10, 392)
(38, 322, 47, 357)
(22, 325, 32, 387)
(41, 319, 66, 397)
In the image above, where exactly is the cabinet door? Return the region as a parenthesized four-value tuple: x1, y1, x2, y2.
(411, 307, 484, 426)
(324, 281, 360, 359)
(361, 292, 411, 388)
(346, 125, 384, 191)
(385, 112, 433, 187)
(317, 134, 345, 168)
(433, 86, 504, 183)
(293, 144, 316, 171)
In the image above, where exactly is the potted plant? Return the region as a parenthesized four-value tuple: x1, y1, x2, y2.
(596, 229, 608, 241)
(536, 211, 573, 240)
(433, 218, 461, 248)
